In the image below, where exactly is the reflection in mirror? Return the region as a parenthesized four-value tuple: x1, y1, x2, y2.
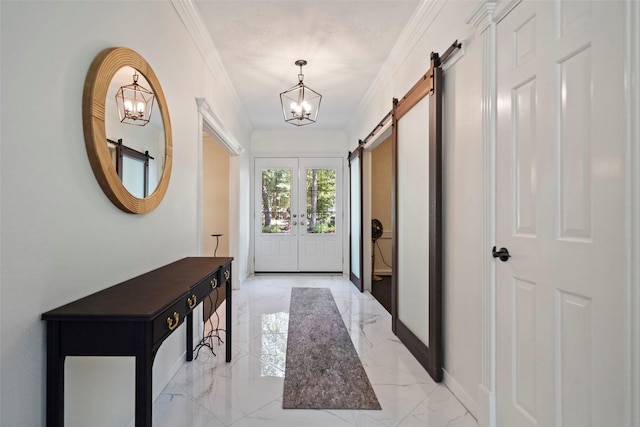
(260, 312, 289, 377)
(106, 67, 165, 197)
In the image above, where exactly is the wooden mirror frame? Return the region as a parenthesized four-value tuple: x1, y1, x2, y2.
(83, 47, 172, 214)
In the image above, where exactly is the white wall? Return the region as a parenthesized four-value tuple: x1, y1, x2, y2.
(440, 25, 484, 415)
(251, 129, 349, 156)
(0, 2, 251, 426)
(347, 0, 484, 418)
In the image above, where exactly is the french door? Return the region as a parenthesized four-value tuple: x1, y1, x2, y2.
(495, 1, 628, 426)
(254, 157, 343, 272)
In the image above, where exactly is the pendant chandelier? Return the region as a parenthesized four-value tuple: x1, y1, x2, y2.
(280, 60, 322, 126)
(115, 71, 155, 126)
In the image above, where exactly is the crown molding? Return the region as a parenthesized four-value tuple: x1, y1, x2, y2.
(466, 0, 497, 31)
(347, 0, 447, 132)
(466, 0, 522, 31)
(171, 0, 253, 131)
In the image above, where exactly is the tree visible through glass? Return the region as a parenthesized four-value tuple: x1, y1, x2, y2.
(261, 168, 336, 234)
(261, 169, 291, 234)
(306, 168, 336, 234)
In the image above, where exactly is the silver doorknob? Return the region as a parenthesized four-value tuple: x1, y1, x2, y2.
(300, 221, 306, 225)
(292, 221, 297, 226)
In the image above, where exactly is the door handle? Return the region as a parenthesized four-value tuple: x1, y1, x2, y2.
(300, 221, 306, 225)
(292, 221, 297, 226)
(492, 246, 511, 262)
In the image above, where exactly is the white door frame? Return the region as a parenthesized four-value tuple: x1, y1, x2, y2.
(361, 121, 393, 293)
(466, 2, 504, 425)
(250, 152, 349, 275)
(627, 1, 640, 425)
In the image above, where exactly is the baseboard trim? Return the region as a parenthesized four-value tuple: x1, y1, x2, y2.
(442, 369, 478, 419)
(476, 384, 494, 427)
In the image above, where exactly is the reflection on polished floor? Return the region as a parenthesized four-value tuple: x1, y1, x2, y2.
(150, 275, 479, 427)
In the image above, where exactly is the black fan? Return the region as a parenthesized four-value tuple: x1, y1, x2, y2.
(372, 219, 384, 281)
(372, 219, 383, 242)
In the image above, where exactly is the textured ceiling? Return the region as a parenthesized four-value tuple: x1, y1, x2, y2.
(194, 0, 420, 131)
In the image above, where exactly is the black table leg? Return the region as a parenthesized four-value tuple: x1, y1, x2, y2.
(46, 321, 65, 427)
(186, 310, 194, 361)
(135, 345, 153, 426)
(226, 271, 232, 362)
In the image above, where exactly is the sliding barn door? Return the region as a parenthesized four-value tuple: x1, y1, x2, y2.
(392, 56, 443, 382)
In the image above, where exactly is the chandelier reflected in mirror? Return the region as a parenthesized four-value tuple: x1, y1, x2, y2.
(115, 71, 155, 126)
(280, 60, 322, 126)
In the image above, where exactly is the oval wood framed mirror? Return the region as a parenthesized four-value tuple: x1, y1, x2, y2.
(83, 47, 172, 214)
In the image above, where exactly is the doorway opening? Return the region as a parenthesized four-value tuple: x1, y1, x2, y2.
(369, 136, 393, 313)
(202, 130, 230, 315)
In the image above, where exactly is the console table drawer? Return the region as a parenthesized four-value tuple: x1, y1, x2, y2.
(221, 263, 232, 284)
(186, 270, 221, 312)
(153, 300, 186, 345)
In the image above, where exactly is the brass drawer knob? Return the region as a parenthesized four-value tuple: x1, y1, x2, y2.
(211, 277, 218, 289)
(167, 312, 179, 331)
(224, 270, 230, 280)
(187, 294, 197, 309)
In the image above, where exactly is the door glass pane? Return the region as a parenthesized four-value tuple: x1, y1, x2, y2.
(350, 159, 360, 277)
(305, 168, 336, 234)
(261, 169, 291, 234)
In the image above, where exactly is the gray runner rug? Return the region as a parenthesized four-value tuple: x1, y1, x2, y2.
(282, 287, 381, 410)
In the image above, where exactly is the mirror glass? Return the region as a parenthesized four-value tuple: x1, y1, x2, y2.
(105, 66, 165, 198)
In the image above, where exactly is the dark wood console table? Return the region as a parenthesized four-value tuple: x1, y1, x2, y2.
(41, 257, 233, 427)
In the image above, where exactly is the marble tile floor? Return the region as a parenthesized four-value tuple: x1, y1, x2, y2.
(150, 275, 479, 427)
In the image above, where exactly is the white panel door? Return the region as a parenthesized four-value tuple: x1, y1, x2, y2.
(254, 157, 343, 272)
(496, 2, 628, 427)
(298, 157, 343, 271)
(254, 157, 298, 271)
